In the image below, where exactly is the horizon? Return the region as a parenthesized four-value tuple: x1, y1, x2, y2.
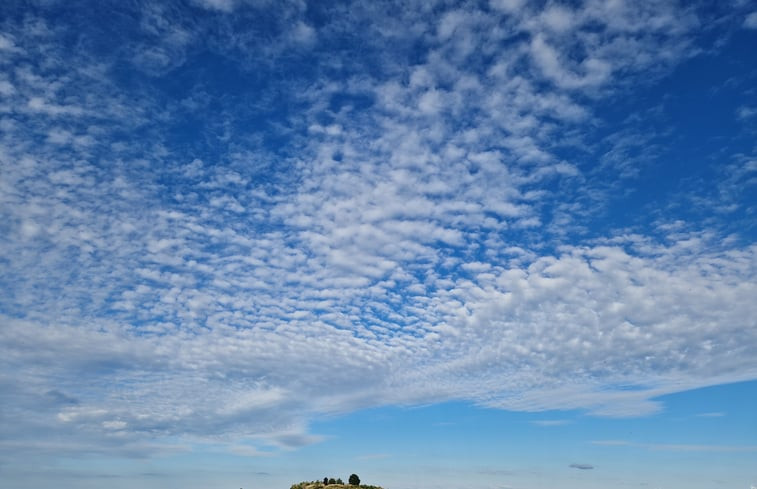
(1, 1, 756, 489)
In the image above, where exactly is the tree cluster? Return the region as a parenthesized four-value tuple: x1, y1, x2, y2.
(318, 473, 358, 486)
(322, 477, 343, 485)
(290, 473, 373, 489)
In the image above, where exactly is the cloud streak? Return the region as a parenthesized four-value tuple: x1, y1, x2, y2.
(592, 440, 757, 453)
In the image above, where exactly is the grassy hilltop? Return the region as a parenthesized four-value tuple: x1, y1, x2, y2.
(291, 481, 382, 489)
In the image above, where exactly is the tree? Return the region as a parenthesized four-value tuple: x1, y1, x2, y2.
(349, 474, 360, 486)
(329, 478, 336, 485)
(336, 479, 343, 485)
(324, 478, 329, 485)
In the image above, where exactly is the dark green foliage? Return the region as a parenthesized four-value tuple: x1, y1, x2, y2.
(290, 476, 379, 489)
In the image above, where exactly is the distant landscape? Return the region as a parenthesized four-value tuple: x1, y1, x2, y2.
(291, 475, 382, 489)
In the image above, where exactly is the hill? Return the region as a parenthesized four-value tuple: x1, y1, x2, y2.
(291, 482, 383, 489)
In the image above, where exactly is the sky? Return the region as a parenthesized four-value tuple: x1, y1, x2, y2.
(0, 0, 756, 488)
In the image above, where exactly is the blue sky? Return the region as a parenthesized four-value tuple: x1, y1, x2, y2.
(0, 1, 756, 488)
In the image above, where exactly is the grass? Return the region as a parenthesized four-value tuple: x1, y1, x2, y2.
(290, 482, 383, 489)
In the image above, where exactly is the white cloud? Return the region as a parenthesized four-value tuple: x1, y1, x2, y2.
(592, 440, 757, 452)
(531, 419, 570, 427)
(27, 97, 85, 117)
(737, 105, 757, 119)
(45, 128, 72, 144)
(193, 0, 237, 12)
(530, 35, 612, 89)
(418, 88, 445, 114)
(289, 21, 316, 46)
(540, 5, 577, 33)
(0, 0, 755, 466)
(0, 33, 20, 52)
(489, 0, 525, 14)
(744, 12, 757, 29)
(102, 420, 128, 430)
(0, 79, 14, 95)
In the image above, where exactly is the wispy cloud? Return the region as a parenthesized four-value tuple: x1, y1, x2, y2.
(592, 440, 757, 452)
(744, 12, 757, 29)
(531, 420, 571, 427)
(695, 412, 725, 418)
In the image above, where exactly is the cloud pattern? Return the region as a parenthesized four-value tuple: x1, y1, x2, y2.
(1, 0, 756, 459)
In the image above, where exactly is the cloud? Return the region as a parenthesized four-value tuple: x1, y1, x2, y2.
(569, 464, 594, 470)
(647, 444, 757, 452)
(531, 420, 570, 427)
(590, 440, 630, 447)
(289, 21, 316, 46)
(530, 35, 611, 89)
(489, 0, 525, 13)
(745, 12, 757, 29)
(193, 0, 237, 12)
(0, 0, 756, 466)
(0, 33, 21, 52)
(592, 440, 757, 453)
(737, 105, 757, 119)
(695, 412, 725, 418)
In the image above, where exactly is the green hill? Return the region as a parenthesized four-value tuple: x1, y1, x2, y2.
(291, 482, 383, 489)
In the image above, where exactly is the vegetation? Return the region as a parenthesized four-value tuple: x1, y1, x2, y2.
(290, 475, 382, 489)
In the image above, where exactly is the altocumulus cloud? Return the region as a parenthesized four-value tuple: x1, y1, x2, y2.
(0, 0, 756, 460)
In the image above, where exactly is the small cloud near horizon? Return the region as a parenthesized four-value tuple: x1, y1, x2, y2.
(531, 419, 570, 426)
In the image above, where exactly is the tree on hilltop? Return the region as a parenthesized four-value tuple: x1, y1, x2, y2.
(349, 474, 360, 486)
